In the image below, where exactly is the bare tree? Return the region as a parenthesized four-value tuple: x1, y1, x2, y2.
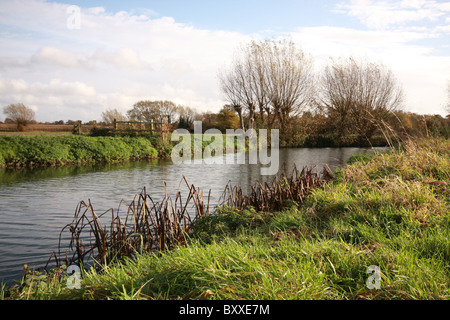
(176, 105, 196, 131)
(219, 66, 246, 130)
(127, 101, 163, 122)
(158, 100, 178, 123)
(219, 39, 314, 131)
(219, 44, 258, 130)
(127, 100, 185, 125)
(264, 39, 315, 127)
(101, 108, 127, 124)
(3, 103, 35, 129)
(318, 57, 404, 140)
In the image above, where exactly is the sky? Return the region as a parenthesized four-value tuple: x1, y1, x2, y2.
(0, 0, 449, 122)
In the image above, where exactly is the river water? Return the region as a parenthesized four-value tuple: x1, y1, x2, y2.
(0, 147, 385, 285)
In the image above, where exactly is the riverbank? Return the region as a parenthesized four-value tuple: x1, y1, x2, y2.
(0, 135, 172, 168)
(0, 132, 391, 170)
(1, 137, 448, 300)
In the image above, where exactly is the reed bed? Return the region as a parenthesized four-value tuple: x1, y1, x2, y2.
(50, 166, 332, 273)
(50, 176, 210, 271)
(222, 165, 334, 212)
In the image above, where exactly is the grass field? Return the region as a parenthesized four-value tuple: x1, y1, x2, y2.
(1, 137, 448, 300)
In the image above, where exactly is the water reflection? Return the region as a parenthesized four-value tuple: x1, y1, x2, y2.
(0, 147, 385, 285)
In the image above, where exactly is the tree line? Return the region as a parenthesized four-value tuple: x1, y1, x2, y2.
(101, 101, 241, 133)
(218, 39, 415, 143)
(2, 39, 449, 144)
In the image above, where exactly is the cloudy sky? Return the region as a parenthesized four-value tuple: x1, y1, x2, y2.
(0, 0, 449, 122)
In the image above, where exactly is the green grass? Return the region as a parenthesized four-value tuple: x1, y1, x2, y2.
(2, 137, 449, 300)
(0, 135, 164, 168)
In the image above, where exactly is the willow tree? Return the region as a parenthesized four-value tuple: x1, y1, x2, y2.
(219, 40, 266, 131)
(319, 57, 404, 140)
(264, 40, 315, 127)
(219, 39, 315, 131)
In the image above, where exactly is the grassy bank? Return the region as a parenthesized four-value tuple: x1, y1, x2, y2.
(280, 133, 391, 148)
(0, 135, 172, 168)
(2, 137, 449, 300)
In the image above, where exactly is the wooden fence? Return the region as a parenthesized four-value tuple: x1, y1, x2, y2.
(112, 119, 165, 134)
(73, 118, 171, 138)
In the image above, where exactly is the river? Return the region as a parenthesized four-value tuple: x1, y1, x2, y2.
(0, 147, 385, 285)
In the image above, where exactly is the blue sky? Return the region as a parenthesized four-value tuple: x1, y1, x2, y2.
(55, 0, 345, 33)
(1, 0, 449, 122)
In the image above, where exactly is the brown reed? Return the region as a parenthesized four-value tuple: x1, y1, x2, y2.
(49, 176, 209, 270)
(49, 166, 332, 271)
(221, 165, 333, 212)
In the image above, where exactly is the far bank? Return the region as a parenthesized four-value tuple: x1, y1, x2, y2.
(0, 135, 172, 169)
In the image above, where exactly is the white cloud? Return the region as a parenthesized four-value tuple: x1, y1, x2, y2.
(0, 77, 96, 99)
(30, 47, 92, 68)
(0, 0, 448, 122)
(336, 0, 450, 30)
(291, 25, 450, 115)
(92, 48, 152, 70)
(0, 0, 249, 121)
(0, 76, 100, 120)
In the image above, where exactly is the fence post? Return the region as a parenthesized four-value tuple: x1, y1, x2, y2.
(113, 118, 117, 130)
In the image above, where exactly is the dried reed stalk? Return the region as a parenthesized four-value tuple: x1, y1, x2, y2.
(51, 176, 209, 270)
(221, 165, 333, 212)
(49, 166, 332, 271)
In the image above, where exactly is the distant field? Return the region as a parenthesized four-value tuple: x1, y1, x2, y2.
(0, 131, 73, 136)
(0, 123, 95, 135)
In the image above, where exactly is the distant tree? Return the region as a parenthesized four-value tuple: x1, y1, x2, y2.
(54, 120, 64, 125)
(215, 107, 240, 132)
(318, 57, 403, 140)
(158, 100, 179, 124)
(102, 108, 128, 124)
(176, 105, 196, 131)
(198, 111, 218, 131)
(3, 103, 35, 130)
(224, 104, 245, 130)
(127, 100, 184, 124)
